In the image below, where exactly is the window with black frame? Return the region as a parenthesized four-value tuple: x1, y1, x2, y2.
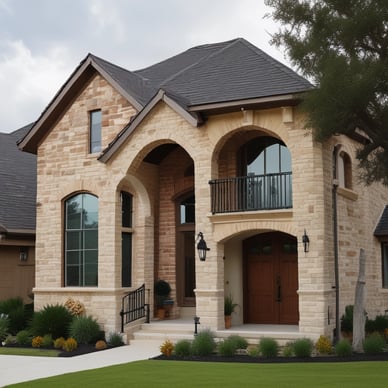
(64, 193, 98, 286)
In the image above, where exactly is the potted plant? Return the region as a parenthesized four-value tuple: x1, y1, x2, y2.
(154, 280, 172, 319)
(224, 294, 238, 329)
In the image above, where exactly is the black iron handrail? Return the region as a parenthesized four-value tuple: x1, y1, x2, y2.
(209, 172, 292, 214)
(120, 284, 150, 333)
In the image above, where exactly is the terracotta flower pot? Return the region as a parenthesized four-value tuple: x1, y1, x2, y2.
(225, 315, 232, 329)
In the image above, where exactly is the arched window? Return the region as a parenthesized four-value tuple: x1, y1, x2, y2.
(64, 193, 98, 286)
(239, 137, 292, 209)
(338, 151, 352, 189)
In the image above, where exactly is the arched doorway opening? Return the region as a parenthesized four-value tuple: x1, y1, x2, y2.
(243, 231, 299, 324)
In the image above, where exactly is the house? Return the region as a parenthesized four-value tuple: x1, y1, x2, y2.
(0, 124, 36, 302)
(18, 38, 388, 339)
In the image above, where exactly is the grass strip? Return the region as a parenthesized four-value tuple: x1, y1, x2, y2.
(0, 347, 59, 357)
(8, 359, 388, 387)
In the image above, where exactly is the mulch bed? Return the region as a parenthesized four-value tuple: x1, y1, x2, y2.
(153, 353, 388, 363)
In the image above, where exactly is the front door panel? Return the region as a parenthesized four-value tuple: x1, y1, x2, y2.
(244, 232, 299, 324)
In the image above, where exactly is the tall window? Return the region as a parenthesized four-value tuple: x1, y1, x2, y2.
(338, 151, 352, 189)
(121, 192, 133, 287)
(90, 110, 102, 153)
(65, 193, 98, 286)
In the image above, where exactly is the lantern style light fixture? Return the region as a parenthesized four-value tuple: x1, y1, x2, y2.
(197, 232, 210, 261)
(302, 229, 310, 253)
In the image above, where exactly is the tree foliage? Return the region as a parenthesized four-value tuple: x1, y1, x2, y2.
(265, 0, 388, 184)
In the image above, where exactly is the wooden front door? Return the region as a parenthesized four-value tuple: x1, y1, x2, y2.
(244, 232, 299, 324)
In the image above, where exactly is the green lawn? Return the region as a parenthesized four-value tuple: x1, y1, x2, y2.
(0, 347, 59, 357)
(9, 360, 388, 387)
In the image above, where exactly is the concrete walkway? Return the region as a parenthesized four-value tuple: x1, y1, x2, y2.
(0, 340, 161, 387)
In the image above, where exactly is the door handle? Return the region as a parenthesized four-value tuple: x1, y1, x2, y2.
(276, 275, 281, 302)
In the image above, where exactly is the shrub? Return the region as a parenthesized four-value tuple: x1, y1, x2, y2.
(191, 329, 216, 356)
(258, 337, 279, 358)
(366, 315, 388, 334)
(340, 305, 353, 334)
(160, 339, 174, 356)
(4, 335, 16, 345)
(282, 342, 294, 357)
(95, 340, 108, 350)
(15, 330, 32, 345)
(31, 304, 73, 339)
(174, 339, 191, 357)
(63, 338, 78, 352)
(293, 338, 313, 358)
(335, 339, 352, 357)
(53, 337, 65, 349)
(64, 298, 85, 316)
(31, 336, 43, 348)
(69, 315, 102, 344)
(247, 346, 260, 357)
(42, 334, 53, 348)
(315, 335, 332, 354)
(107, 332, 124, 347)
(0, 313, 9, 341)
(0, 298, 31, 335)
(228, 335, 248, 350)
(363, 333, 386, 354)
(218, 338, 238, 357)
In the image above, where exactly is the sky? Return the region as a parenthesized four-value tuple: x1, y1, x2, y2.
(0, 0, 291, 133)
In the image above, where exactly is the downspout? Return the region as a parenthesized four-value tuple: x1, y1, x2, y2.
(332, 145, 340, 343)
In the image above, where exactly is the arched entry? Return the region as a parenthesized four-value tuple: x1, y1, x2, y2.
(243, 232, 299, 324)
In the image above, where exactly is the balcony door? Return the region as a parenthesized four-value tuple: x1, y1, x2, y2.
(243, 232, 299, 324)
(176, 194, 196, 307)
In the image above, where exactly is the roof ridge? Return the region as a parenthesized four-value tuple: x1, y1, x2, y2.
(238, 39, 313, 87)
(157, 38, 241, 87)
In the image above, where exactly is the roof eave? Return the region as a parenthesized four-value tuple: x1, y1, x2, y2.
(188, 93, 307, 113)
(18, 55, 144, 154)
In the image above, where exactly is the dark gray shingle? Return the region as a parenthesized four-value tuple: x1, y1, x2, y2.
(0, 124, 36, 232)
(374, 205, 388, 237)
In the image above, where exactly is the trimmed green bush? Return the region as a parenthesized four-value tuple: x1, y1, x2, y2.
(0, 298, 32, 335)
(292, 338, 313, 358)
(30, 304, 73, 339)
(363, 333, 385, 354)
(258, 337, 279, 358)
(0, 313, 9, 341)
(107, 332, 124, 347)
(282, 342, 294, 357)
(228, 335, 248, 350)
(191, 329, 216, 356)
(218, 338, 238, 357)
(42, 334, 53, 348)
(174, 339, 192, 357)
(365, 315, 388, 334)
(335, 339, 352, 357)
(15, 329, 32, 345)
(69, 315, 102, 344)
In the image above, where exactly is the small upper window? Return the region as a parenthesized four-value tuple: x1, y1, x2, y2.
(90, 110, 102, 153)
(338, 151, 352, 189)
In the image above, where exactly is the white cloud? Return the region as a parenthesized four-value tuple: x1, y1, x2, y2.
(0, 40, 73, 132)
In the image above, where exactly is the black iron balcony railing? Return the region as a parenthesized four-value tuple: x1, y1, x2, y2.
(209, 172, 292, 214)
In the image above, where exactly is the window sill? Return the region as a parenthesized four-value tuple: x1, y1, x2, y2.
(337, 187, 358, 201)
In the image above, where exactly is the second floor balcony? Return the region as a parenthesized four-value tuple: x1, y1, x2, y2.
(209, 172, 292, 214)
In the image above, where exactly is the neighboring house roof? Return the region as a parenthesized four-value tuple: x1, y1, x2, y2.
(374, 205, 388, 237)
(18, 38, 314, 157)
(0, 124, 36, 235)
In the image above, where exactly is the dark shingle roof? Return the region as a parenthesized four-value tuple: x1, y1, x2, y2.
(374, 205, 388, 237)
(135, 38, 313, 107)
(0, 124, 36, 233)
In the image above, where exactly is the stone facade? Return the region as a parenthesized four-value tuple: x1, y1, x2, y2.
(29, 63, 388, 340)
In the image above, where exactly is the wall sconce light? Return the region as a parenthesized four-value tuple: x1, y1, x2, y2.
(196, 232, 210, 261)
(19, 247, 28, 261)
(302, 230, 310, 253)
